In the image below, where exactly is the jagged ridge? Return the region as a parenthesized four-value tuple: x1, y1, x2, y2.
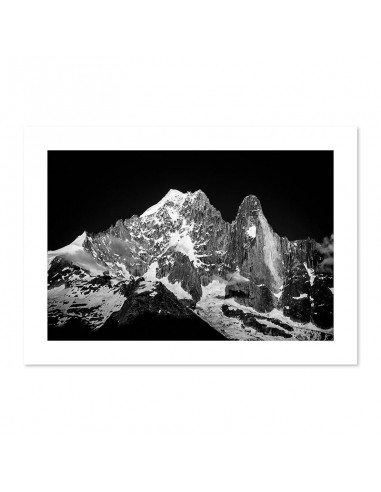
(48, 189, 333, 338)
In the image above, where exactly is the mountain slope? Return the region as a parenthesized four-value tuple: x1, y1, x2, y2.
(48, 189, 333, 340)
(49, 275, 225, 340)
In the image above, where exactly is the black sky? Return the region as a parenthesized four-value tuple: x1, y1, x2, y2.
(48, 150, 333, 250)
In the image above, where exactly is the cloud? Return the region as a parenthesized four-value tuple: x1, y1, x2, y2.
(317, 234, 334, 273)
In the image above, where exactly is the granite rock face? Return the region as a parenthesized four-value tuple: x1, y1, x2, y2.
(48, 189, 333, 334)
(157, 252, 203, 302)
(280, 239, 333, 327)
(225, 195, 284, 292)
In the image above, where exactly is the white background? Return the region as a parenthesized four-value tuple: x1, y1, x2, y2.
(1, 1, 379, 491)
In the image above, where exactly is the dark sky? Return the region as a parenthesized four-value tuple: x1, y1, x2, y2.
(48, 150, 333, 250)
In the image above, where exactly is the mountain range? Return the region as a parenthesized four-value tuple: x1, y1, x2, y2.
(48, 189, 333, 340)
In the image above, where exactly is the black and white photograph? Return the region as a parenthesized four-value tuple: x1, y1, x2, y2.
(4, 3, 378, 491)
(48, 150, 334, 341)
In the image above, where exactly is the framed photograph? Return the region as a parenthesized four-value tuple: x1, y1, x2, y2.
(23, 127, 357, 364)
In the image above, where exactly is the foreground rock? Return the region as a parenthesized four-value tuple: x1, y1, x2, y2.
(49, 276, 226, 341)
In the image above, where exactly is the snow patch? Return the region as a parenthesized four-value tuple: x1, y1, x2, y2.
(160, 277, 192, 300)
(143, 261, 192, 300)
(168, 232, 197, 263)
(115, 262, 131, 279)
(200, 278, 227, 301)
(273, 287, 283, 299)
(195, 279, 260, 340)
(246, 225, 256, 238)
(292, 293, 308, 300)
(167, 207, 179, 222)
(304, 262, 316, 286)
(144, 261, 159, 281)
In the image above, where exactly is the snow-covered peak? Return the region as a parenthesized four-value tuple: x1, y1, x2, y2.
(70, 231, 87, 247)
(140, 189, 186, 218)
(49, 231, 87, 255)
(48, 231, 107, 277)
(139, 189, 214, 219)
(165, 189, 184, 200)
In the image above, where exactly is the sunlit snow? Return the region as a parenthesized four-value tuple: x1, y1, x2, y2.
(48, 282, 126, 329)
(292, 293, 308, 300)
(168, 231, 197, 262)
(143, 260, 192, 299)
(115, 262, 131, 279)
(272, 287, 283, 299)
(246, 225, 256, 238)
(48, 232, 107, 277)
(144, 261, 159, 281)
(304, 262, 316, 286)
(140, 189, 185, 218)
(160, 277, 192, 299)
